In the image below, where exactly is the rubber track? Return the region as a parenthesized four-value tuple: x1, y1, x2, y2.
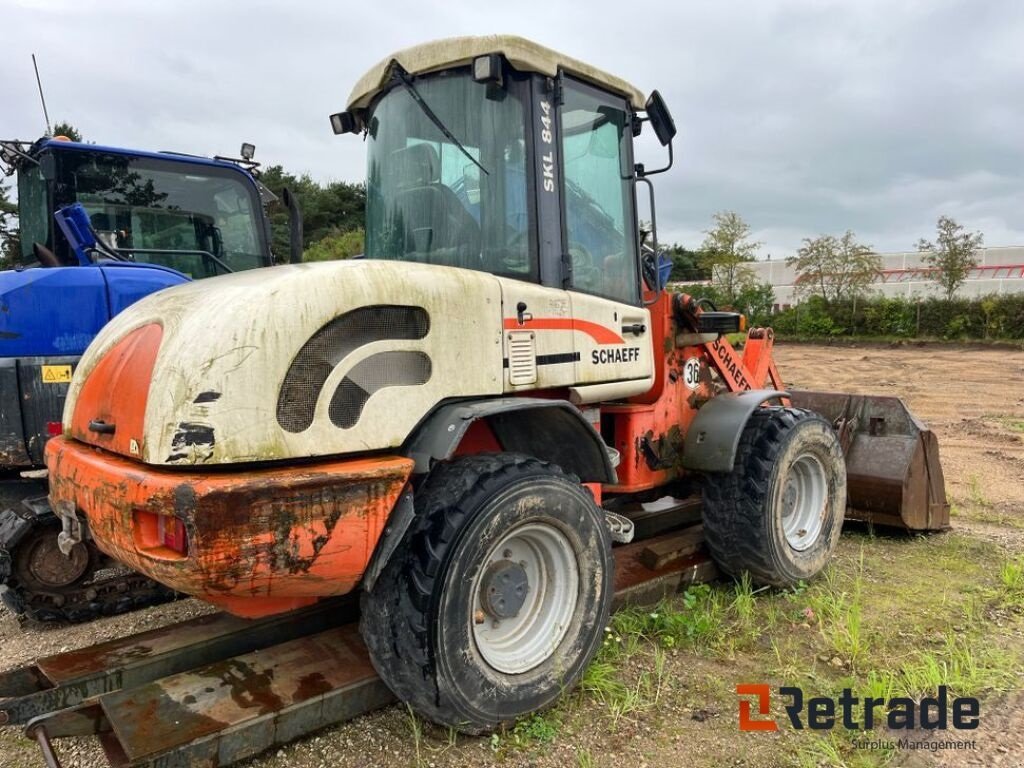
(702, 406, 822, 587)
(1, 565, 177, 624)
(361, 453, 575, 733)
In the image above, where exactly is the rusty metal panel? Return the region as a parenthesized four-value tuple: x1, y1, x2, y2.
(612, 527, 717, 610)
(96, 624, 393, 766)
(0, 598, 355, 725)
(47, 436, 413, 616)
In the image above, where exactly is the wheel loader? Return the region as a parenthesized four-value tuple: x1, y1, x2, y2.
(42, 35, 948, 734)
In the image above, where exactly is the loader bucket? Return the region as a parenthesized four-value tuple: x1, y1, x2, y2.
(788, 391, 950, 531)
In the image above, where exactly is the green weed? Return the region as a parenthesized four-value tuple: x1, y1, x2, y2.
(968, 474, 988, 507)
(1000, 557, 1024, 593)
(807, 554, 867, 667)
(404, 704, 425, 768)
(510, 712, 560, 746)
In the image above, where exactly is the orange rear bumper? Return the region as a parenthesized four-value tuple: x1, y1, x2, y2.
(45, 436, 413, 618)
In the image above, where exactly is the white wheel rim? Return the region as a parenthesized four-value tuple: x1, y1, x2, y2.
(470, 522, 579, 674)
(780, 453, 828, 551)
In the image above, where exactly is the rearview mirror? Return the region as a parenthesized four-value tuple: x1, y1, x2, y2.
(329, 111, 359, 135)
(645, 90, 676, 147)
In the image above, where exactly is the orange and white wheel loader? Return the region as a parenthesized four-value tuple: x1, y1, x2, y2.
(44, 36, 948, 733)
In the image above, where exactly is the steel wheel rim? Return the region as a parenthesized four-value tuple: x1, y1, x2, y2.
(25, 533, 91, 588)
(471, 522, 579, 674)
(781, 453, 827, 551)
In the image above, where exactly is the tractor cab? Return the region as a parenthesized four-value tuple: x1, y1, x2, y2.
(0, 138, 295, 469)
(3, 138, 275, 276)
(332, 36, 676, 307)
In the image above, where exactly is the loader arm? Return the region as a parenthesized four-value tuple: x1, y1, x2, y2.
(676, 298, 949, 531)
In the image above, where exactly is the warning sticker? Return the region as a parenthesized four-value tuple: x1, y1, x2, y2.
(42, 365, 73, 384)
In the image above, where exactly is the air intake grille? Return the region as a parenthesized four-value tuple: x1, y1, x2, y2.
(507, 331, 537, 386)
(277, 305, 430, 433)
(329, 351, 432, 429)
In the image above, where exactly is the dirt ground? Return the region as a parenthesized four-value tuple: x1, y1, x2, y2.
(1, 342, 1022, 768)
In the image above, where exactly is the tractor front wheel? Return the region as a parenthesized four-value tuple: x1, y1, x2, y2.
(702, 407, 846, 587)
(360, 453, 612, 733)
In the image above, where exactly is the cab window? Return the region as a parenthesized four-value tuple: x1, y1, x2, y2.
(559, 78, 639, 304)
(365, 71, 533, 279)
(16, 164, 49, 265)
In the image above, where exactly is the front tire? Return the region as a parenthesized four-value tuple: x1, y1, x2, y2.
(360, 453, 613, 734)
(702, 407, 846, 587)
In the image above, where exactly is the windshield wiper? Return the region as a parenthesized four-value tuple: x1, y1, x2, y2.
(394, 69, 489, 177)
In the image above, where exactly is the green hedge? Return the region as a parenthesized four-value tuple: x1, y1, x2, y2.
(769, 294, 1024, 341)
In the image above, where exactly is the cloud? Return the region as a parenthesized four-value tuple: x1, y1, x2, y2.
(3, 0, 1022, 255)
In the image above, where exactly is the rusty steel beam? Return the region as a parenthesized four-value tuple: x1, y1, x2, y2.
(0, 597, 356, 726)
(70, 624, 392, 768)
(5, 525, 714, 768)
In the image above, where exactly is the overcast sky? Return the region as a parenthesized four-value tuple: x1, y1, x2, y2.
(3, 0, 1022, 257)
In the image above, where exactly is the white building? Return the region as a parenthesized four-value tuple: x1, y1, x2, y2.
(749, 246, 1024, 306)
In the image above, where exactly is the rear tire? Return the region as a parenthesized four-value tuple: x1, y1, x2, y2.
(702, 407, 846, 587)
(360, 453, 613, 734)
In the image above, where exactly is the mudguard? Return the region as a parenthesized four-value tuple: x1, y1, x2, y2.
(682, 389, 790, 472)
(404, 397, 617, 483)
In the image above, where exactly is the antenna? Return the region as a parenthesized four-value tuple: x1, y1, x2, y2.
(32, 54, 52, 136)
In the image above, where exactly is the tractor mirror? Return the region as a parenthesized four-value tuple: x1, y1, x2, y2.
(645, 90, 676, 146)
(39, 151, 57, 181)
(329, 111, 359, 135)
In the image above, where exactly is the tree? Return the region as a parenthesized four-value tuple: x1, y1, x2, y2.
(788, 230, 881, 305)
(258, 165, 365, 260)
(916, 216, 983, 300)
(50, 121, 83, 142)
(0, 178, 17, 268)
(699, 211, 761, 302)
(304, 228, 364, 261)
(665, 243, 709, 282)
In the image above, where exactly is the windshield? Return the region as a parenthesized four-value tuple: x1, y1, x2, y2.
(53, 149, 269, 276)
(365, 71, 532, 278)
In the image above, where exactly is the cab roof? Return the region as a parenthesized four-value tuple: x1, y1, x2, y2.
(347, 35, 647, 111)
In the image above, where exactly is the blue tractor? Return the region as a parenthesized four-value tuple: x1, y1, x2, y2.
(0, 136, 302, 621)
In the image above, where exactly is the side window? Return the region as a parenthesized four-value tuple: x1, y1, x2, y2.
(559, 79, 638, 304)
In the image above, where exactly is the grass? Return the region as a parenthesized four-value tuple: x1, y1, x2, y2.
(362, 526, 1024, 768)
(579, 530, 1021, 765)
(967, 474, 989, 507)
(805, 555, 867, 668)
(405, 704, 425, 768)
(996, 416, 1024, 433)
(1000, 556, 1024, 608)
(488, 711, 562, 757)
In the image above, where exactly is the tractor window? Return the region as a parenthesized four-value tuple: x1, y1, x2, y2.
(365, 71, 532, 279)
(560, 79, 639, 304)
(52, 149, 269, 277)
(16, 164, 50, 265)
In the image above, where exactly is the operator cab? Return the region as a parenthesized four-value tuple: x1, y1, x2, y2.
(4, 139, 274, 276)
(333, 36, 676, 307)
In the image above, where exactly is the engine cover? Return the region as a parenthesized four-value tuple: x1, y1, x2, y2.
(62, 260, 505, 466)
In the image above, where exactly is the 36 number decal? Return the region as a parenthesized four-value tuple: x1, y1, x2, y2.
(683, 357, 702, 390)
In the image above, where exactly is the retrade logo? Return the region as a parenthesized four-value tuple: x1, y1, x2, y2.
(737, 684, 777, 731)
(736, 684, 980, 732)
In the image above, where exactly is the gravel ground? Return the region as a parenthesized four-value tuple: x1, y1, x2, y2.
(1, 342, 1022, 768)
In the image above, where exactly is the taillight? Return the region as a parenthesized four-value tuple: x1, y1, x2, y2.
(159, 515, 188, 555)
(133, 509, 189, 559)
(46, 422, 63, 436)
